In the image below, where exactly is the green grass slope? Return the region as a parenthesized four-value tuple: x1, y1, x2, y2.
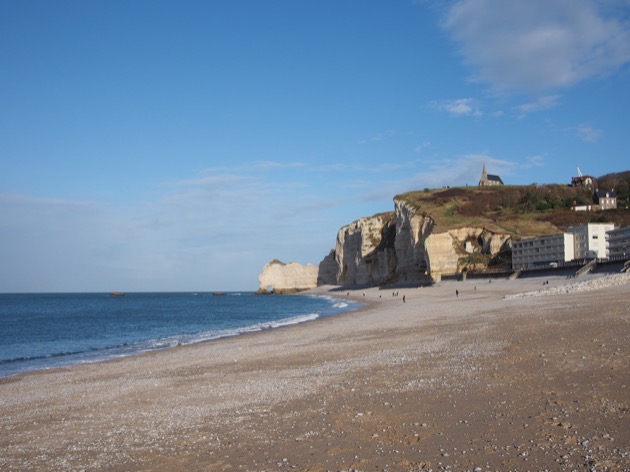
(396, 182, 630, 239)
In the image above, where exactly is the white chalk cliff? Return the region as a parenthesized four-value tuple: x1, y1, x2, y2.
(258, 199, 513, 291)
(258, 260, 319, 293)
(334, 213, 397, 286)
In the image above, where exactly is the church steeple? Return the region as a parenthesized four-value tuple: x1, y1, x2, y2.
(478, 163, 504, 186)
(479, 163, 488, 186)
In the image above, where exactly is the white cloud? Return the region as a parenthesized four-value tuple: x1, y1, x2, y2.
(0, 194, 138, 291)
(358, 130, 395, 144)
(409, 154, 515, 188)
(575, 125, 604, 143)
(523, 155, 546, 168)
(430, 98, 483, 117)
(0, 174, 302, 292)
(515, 95, 561, 116)
(414, 141, 432, 152)
(444, 0, 630, 93)
(0, 163, 384, 291)
(252, 161, 308, 170)
(316, 160, 419, 174)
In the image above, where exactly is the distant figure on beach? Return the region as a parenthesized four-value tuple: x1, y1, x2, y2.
(403, 295, 406, 303)
(456, 289, 459, 298)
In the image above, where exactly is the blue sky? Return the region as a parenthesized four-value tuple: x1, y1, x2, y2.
(2, 0, 629, 292)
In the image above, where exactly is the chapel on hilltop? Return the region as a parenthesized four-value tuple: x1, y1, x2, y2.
(478, 163, 504, 187)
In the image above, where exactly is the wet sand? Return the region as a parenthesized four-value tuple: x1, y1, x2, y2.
(1, 276, 628, 471)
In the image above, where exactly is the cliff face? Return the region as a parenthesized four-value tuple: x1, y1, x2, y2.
(393, 200, 434, 282)
(257, 260, 319, 293)
(316, 250, 338, 286)
(423, 226, 512, 278)
(324, 201, 512, 285)
(258, 199, 513, 290)
(334, 213, 397, 286)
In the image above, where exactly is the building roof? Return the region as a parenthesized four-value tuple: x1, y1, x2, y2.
(487, 174, 503, 184)
(594, 188, 617, 198)
(571, 175, 596, 186)
(479, 163, 504, 186)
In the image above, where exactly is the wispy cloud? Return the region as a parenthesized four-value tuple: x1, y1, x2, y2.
(358, 130, 395, 144)
(515, 95, 561, 117)
(164, 172, 254, 188)
(414, 141, 432, 152)
(575, 125, 604, 143)
(316, 160, 419, 174)
(0, 168, 338, 292)
(523, 155, 546, 168)
(252, 160, 308, 170)
(430, 98, 483, 117)
(405, 154, 516, 189)
(443, 0, 630, 93)
(0, 193, 139, 291)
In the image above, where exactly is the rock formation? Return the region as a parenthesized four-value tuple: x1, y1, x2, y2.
(334, 213, 397, 286)
(258, 196, 514, 291)
(257, 260, 319, 293)
(425, 227, 511, 277)
(393, 199, 433, 282)
(316, 250, 338, 286)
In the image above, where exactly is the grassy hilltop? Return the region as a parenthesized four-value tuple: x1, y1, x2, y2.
(396, 171, 630, 239)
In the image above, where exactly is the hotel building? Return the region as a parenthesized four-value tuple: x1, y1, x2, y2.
(567, 223, 615, 259)
(606, 226, 630, 258)
(511, 223, 616, 270)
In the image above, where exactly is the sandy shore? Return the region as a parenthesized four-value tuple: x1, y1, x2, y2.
(1, 275, 628, 471)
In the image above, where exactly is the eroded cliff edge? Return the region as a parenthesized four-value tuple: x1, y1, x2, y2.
(257, 260, 319, 294)
(258, 198, 512, 292)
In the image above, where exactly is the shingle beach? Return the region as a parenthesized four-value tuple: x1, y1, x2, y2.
(1, 274, 628, 471)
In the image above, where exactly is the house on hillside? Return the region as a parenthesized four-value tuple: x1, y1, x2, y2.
(571, 168, 596, 188)
(571, 175, 596, 187)
(478, 164, 504, 187)
(573, 189, 619, 211)
(593, 189, 617, 210)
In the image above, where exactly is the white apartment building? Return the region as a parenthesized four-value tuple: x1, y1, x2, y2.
(512, 233, 575, 270)
(512, 223, 616, 269)
(606, 226, 630, 258)
(567, 223, 615, 259)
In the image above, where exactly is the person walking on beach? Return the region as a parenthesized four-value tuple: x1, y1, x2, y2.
(403, 295, 406, 303)
(456, 289, 459, 298)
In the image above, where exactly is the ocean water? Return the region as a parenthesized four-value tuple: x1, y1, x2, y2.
(0, 292, 358, 378)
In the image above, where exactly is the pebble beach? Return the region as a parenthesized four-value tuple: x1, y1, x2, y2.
(1, 274, 628, 471)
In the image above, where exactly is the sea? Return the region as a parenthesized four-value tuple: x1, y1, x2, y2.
(0, 291, 359, 378)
